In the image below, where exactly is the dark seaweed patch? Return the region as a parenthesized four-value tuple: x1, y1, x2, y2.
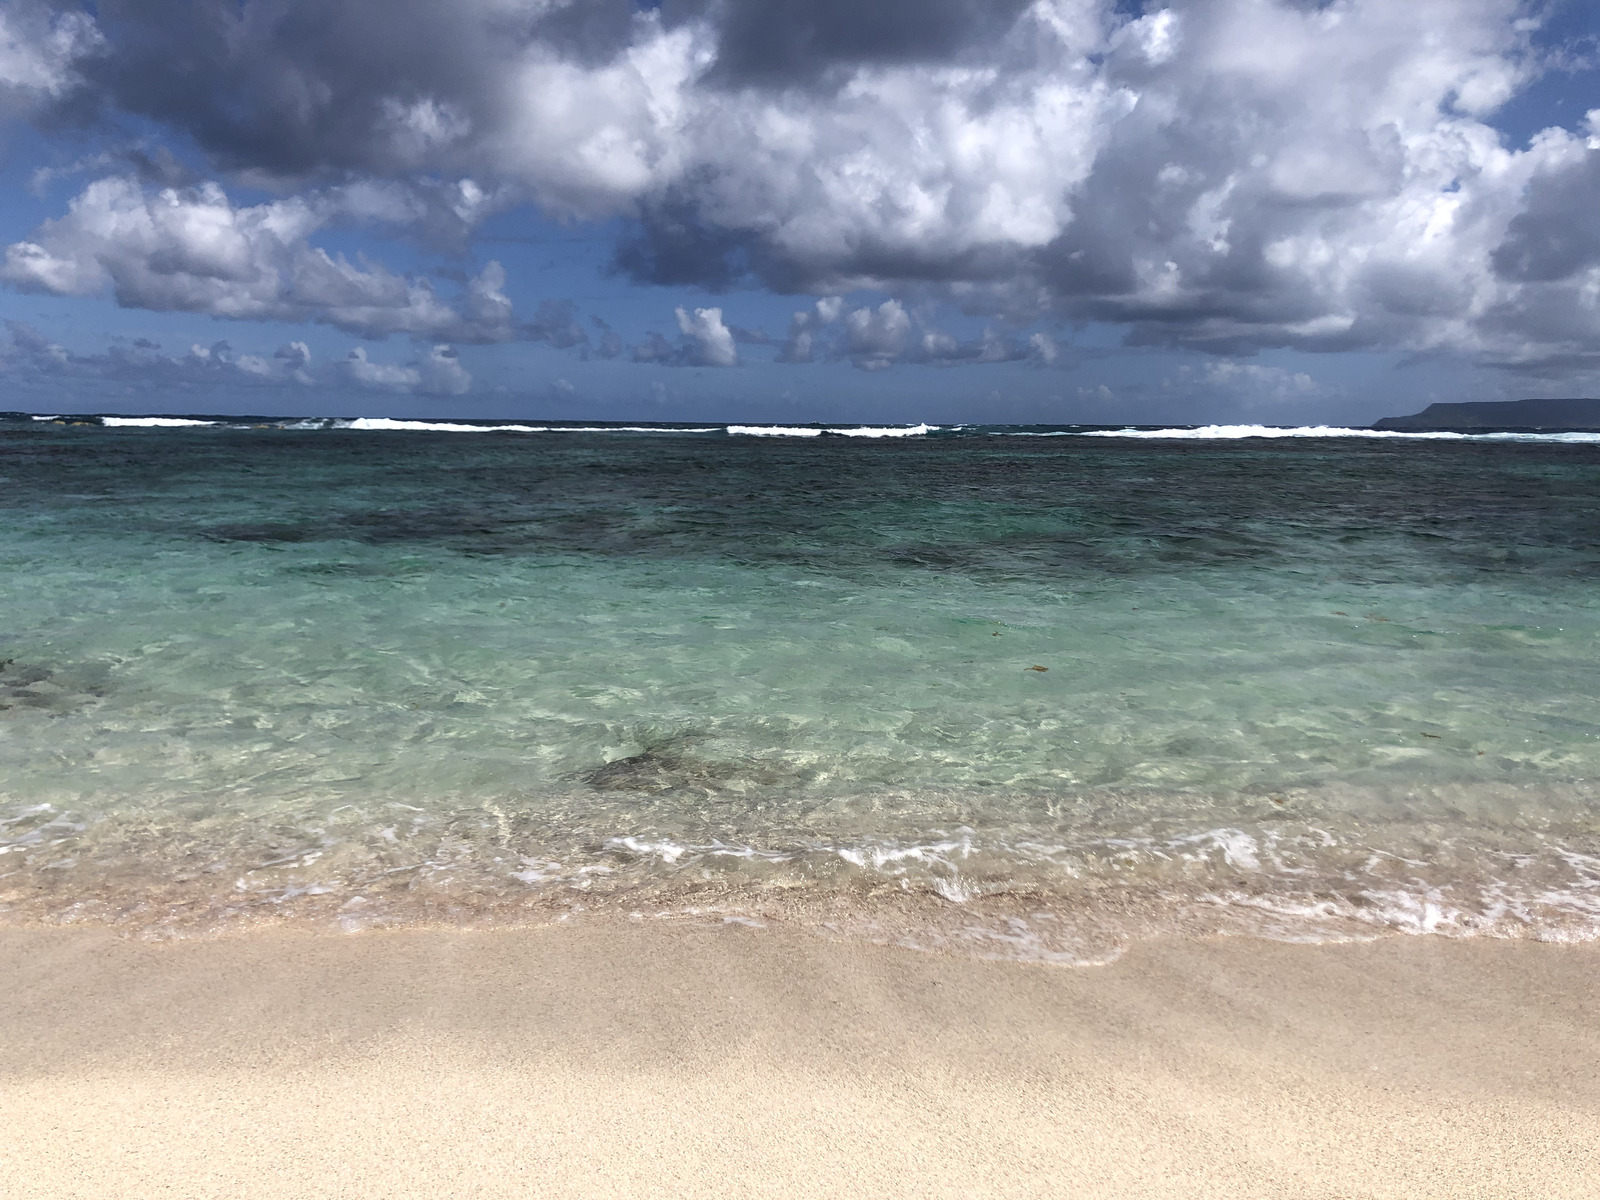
(284, 560, 427, 580)
(205, 522, 316, 543)
(339, 507, 514, 546)
(205, 507, 667, 558)
(885, 545, 968, 568)
(582, 737, 796, 794)
(585, 746, 739, 793)
(20, 424, 1600, 585)
(0, 658, 108, 716)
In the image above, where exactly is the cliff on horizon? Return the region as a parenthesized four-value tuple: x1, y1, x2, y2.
(1374, 398, 1600, 430)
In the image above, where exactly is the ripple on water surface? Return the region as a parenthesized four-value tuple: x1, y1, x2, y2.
(1, 421, 1598, 958)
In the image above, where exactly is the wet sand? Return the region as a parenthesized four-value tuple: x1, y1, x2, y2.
(2, 922, 1596, 1199)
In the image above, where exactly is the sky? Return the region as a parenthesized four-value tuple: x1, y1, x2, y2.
(0, 0, 1598, 424)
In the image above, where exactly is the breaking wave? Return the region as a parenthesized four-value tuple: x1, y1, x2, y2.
(1065, 424, 1600, 442)
(727, 424, 939, 437)
(99, 416, 220, 428)
(343, 418, 719, 434)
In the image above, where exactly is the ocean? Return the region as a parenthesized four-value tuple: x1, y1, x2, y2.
(2, 414, 1597, 960)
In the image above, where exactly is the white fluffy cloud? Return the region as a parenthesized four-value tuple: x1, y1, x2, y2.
(1, 176, 516, 342)
(777, 293, 1048, 369)
(9, 0, 1600, 375)
(343, 344, 472, 395)
(0, 2, 99, 102)
(844, 299, 912, 371)
(777, 296, 845, 363)
(673, 305, 738, 366)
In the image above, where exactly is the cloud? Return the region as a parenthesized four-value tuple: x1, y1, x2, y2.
(0, 320, 479, 397)
(14, 0, 1600, 375)
(0, 2, 100, 104)
(3, 320, 70, 368)
(588, 316, 625, 359)
(915, 323, 1038, 366)
(1491, 130, 1600, 283)
(843, 299, 911, 370)
(777, 295, 843, 363)
(0, 319, 320, 389)
(525, 298, 589, 349)
(674, 305, 737, 366)
(0, 176, 521, 342)
(240, 340, 315, 385)
(72, 0, 696, 216)
(343, 344, 471, 395)
(629, 304, 739, 366)
(706, 0, 1034, 88)
(1198, 360, 1319, 399)
(629, 329, 677, 365)
(777, 293, 1050, 369)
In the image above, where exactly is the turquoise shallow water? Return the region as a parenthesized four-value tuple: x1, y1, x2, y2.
(2, 417, 1598, 958)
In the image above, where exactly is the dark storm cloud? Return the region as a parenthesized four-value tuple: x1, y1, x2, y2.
(611, 193, 759, 290)
(1491, 150, 1600, 282)
(706, 0, 1033, 87)
(79, 0, 638, 177)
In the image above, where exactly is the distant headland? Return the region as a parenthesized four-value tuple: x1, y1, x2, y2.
(1373, 398, 1600, 430)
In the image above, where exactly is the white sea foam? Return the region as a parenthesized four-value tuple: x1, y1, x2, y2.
(930, 875, 977, 903)
(1072, 424, 1600, 442)
(727, 424, 937, 438)
(834, 837, 974, 871)
(43, 416, 1600, 442)
(826, 423, 939, 437)
(608, 835, 688, 864)
(1172, 828, 1263, 871)
(1485, 431, 1600, 442)
(605, 835, 797, 865)
(100, 416, 218, 427)
(1209, 886, 1489, 938)
(1083, 424, 1459, 439)
(347, 417, 547, 433)
(511, 858, 568, 885)
(342, 418, 719, 434)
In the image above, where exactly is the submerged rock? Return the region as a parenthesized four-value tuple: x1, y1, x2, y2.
(0, 658, 107, 716)
(583, 739, 793, 794)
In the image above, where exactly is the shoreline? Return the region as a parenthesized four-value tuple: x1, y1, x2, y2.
(8, 844, 1600, 963)
(4, 921, 1597, 1198)
(9, 775, 1600, 959)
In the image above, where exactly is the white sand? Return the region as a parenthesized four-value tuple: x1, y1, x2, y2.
(2, 923, 1596, 1198)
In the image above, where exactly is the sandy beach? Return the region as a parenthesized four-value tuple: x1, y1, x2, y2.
(2, 922, 1595, 1199)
